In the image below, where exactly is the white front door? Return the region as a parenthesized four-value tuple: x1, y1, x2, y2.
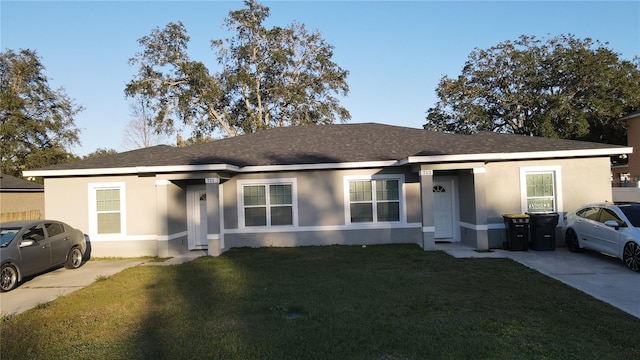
(433, 178, 459, 241)
(187, 186, 208, 249)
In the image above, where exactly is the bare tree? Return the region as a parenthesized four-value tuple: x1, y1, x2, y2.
(122, 96, 169, 149)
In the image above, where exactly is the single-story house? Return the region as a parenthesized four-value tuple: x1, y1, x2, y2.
(0, 174, 44, 221)
(23, 123, 632, 258)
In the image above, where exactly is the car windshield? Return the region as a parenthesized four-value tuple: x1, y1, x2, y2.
(0, 228, 21, 247)
(619, 205, 640, 227)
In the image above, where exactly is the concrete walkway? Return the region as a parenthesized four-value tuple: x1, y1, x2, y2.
(0, 251, 206, 317)
(436, 243, 640, 319)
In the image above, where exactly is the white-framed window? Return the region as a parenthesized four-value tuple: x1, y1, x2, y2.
(238, 178, 297, 228)
(520, 167, 562, 213)
(89, 183, 126, 237)
(344, 175, 404, 224)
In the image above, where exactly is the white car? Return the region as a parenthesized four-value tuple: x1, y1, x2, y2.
(563, 202, 640, 272)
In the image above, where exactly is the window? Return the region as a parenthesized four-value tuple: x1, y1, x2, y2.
(347, 177, 401, 223)
(45, 223, 64, 237)
(89, 183, 126, 237)
(577, 207, 600, 221)
(239, 179, 296, 227)
(23, 225, 45, 241)
(520, 167, 562, 214)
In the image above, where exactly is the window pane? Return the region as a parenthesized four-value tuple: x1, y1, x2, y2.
(377, 202, 400, 222)
(98, 213, 121, 234)
(350, 181, 372, 202)
(526, 173, 554, 197)
(97, 189, 120, 211)
(527, 199, 554, 213)
(271, 206, 293, 226)
(245, 207, 267, 226)
(350, 203, 373, 222)
(376, 180, 399, 201)
(244, 185, 266, 206)
(270, 184, 292, 205)
(45, 223, 64, 237)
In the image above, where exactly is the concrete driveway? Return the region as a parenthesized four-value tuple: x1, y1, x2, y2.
(0, 252, 205, 317)
(0, 259, 145, 316)
(438, 244, 640, 319)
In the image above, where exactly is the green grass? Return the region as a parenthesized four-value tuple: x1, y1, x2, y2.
(1, 244, 638, 359)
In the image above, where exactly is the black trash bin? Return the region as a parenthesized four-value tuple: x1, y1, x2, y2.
(527, 212, 559, 251)
(502, 214, 530, 251)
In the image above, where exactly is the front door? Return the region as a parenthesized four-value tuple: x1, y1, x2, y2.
(187, 186, 208, 249)
(433, 178, 459, 241)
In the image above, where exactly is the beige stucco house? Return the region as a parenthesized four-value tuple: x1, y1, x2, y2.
(23, 123, 632, 258)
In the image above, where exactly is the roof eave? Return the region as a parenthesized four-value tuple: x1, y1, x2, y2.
(406, 148, 633, 164)
(22, 163, 241, 178)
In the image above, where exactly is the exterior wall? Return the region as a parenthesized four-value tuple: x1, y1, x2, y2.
(44, 175, 163, 257)
(613, 188, 640, 202)
(220, 167, 422, 250)
(0, 192, 44, 219)
(483, 157, 613, 248)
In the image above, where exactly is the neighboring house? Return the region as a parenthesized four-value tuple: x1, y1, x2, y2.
(23, 123, 631, 258)
(0, 174, 44, 221)
(612, 110, 640, 201)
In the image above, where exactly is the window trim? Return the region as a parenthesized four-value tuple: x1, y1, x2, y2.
(519, 166, 563, 214)
(88, 182, 127, 239)
(344, 174, 405, 225)
(237, 178, 298, 229)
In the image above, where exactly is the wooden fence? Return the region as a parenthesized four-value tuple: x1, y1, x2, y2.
(0, 210, 42, 222)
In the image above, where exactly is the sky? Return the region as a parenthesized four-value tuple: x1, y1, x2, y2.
(2, 0, 639, 156)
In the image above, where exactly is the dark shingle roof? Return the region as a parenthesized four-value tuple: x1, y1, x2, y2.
(0, 174, 44, 190)
(27, 123, 628, 172)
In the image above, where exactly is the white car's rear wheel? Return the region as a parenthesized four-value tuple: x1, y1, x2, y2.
(623, 242, 640, 272)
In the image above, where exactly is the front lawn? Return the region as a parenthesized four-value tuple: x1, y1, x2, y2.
(1, 244, 638, 359)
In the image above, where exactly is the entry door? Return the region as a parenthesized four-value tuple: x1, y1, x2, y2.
(187, 186, 208, 249)
(433, 178, 457, 240)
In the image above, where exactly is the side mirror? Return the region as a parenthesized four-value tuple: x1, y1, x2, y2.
(603, 220, 621, 230)
(19, 239, 36, 248)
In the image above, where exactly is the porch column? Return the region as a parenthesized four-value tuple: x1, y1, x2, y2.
(205, 177, 222, 256)
(473, 168, 489, 250)
(419, 169, 436, 250)
(155, 179, 170, 257)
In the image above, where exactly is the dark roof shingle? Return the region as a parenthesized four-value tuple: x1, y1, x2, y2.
(26, 123, 628, 172)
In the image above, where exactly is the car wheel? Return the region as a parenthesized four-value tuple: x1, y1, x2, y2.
(1, 264, 18, 292)
(64, 247, 83, 269)
(565, 229, 581, 252)
(623, 242, 640, 272)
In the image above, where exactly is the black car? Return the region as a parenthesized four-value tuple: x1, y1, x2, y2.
(1, 220, 87, 292)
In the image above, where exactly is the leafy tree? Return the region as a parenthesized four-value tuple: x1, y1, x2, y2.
(125, 0, 350, 139)
(83, 148, 117, 159)
(425, 34, 640, 145)
(0, 49, 83, 177)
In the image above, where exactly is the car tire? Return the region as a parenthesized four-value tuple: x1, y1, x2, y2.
(1, 264, 18, 292)
(565, 229, 581, 252)
(623, 242, 640, 272)
(64, 247, 83, 269)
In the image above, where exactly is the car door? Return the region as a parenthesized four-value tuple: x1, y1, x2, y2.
(574, 207, 601, 248)
(46, 222, 70, 265)
(591, 208, 624, 256)
(18, 223, 53, 276)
